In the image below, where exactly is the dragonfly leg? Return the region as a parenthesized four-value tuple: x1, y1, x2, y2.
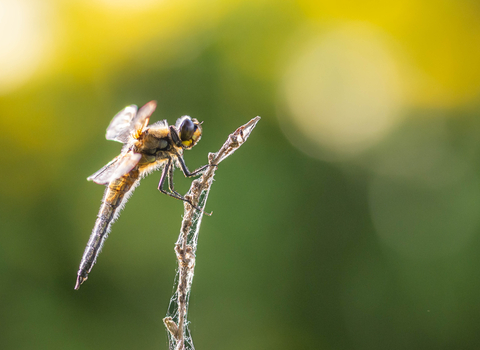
(176, 154, 209, 177)
(158, 158, 184, 201)
(158, 158, 209, 214)
(167, 159, 186, 200)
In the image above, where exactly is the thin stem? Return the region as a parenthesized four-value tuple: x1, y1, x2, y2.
(163, 117, 260, 350)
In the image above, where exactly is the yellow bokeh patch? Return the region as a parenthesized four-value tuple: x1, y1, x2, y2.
(298, 0, 480, 107)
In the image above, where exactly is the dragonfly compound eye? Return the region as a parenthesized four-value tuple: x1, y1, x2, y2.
(180, 118, 195, 142)
(176, 116, 202, 148)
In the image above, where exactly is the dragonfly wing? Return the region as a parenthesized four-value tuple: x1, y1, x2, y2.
(87, 156, 120, 184)
(110, 152, 142, 180)
(106, 105, 138, 143)
(130, 101, 157, 137)
(87, 152, 142, 185)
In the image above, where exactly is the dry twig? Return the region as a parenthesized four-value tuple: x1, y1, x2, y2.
(163, 117, 260, 350)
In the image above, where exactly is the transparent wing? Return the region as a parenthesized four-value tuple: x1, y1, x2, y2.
(87, 152, 142, 185)
(87, 156, 119, 184)
(109, 152, 142, 180)
(106, 105, 138, 143)
(130, 101, 157, 137)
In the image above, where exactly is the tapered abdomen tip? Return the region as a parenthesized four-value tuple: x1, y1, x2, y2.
(74, 275, 86, 290)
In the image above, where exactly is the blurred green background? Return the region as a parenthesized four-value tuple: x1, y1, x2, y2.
(2, 0, 480, 349)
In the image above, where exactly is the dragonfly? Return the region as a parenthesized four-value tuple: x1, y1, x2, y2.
(75, 101, 208, 290)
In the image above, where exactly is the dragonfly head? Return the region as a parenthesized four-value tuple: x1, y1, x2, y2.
(176, 116, 202, 149)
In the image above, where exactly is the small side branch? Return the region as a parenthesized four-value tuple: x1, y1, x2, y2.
(163, 117, 260, 350)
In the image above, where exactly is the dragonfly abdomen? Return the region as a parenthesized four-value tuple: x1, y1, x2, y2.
(75, 173, 139, 289)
